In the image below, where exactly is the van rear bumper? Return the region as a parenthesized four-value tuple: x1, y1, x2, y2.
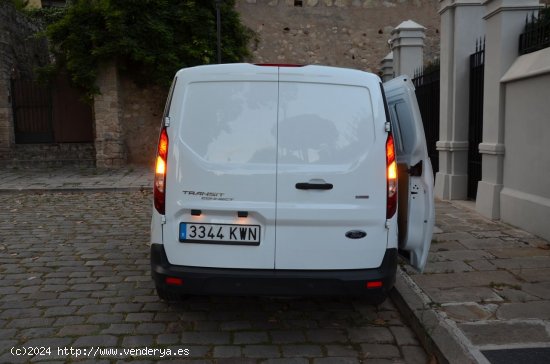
(151, 244, 397, 297)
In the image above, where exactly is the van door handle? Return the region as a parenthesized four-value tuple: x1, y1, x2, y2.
(295, 182, 333, 190)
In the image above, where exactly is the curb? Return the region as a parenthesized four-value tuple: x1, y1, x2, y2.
(391, 268, 478, 364)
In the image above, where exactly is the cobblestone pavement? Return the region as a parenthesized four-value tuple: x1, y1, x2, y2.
(0, 190, 429, 364)
(0, 166, 151, 191)
(401, 200, 550, 363)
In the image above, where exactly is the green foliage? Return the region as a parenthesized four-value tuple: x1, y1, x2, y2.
(43, 0, 252, 97)
(525, 6, 550, 30)
(3, 0, 29, 11)
(25, 6, 67, 26)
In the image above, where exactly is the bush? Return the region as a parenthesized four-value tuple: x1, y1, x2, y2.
(42, 0, 252, 97)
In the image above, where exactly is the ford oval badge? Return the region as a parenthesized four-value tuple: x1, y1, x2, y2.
(345, 230, 367, 239)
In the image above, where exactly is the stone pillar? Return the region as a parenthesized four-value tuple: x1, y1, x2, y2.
(380, 52, 394, 82)
(435, 0, 485, 200)
(475, 0, 540, 218)
(93, 63, 127, 168)
(390, 20, 426, 78)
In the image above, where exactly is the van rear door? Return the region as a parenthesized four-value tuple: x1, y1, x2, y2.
(163, 64, 278, 269)
(383, 76, 435, 272)
(275, 66, 389, 270)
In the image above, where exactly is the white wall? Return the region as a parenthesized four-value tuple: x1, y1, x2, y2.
(500, 47, 550, 241)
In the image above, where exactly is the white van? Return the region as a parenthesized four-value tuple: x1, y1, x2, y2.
(150, 64, 434, 303)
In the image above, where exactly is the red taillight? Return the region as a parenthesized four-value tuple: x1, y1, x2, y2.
(165, 277, 183, 286)
(154, 128, 168, 214)
(386, 133, 397, 219)
(366, 281, 383, 289)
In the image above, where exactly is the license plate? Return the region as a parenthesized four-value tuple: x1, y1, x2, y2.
(179, 222, 261, 245)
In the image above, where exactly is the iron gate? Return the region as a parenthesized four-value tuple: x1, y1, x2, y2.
(412, 63, 440, 177)
(467, 40, 485, 200)
(11, 74, 93, 144)
(11, 79, 54, 144)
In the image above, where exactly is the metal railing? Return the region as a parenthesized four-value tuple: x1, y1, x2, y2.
(467, 39, 485, 200)
(412, 59, 440, 177)
(519, 7, 550, 55)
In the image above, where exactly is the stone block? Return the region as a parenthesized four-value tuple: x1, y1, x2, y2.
(360, 343, 400, 358)
(313, 358, 360, 364)
(213, 346, 242, 358)
(347, 327, 393, 344)
(491, 257, 550, 270)
(181, 331, 231, 345)
(490, 248, 550, 259)
(57, 324, 100, 336)
(511, 268, 550, 283)
(466, 259, 497, 271)
(434, 232, 475, 242)
(426, 285, 504, 304)
(282, 345, 323, 357)
(234, 331, 269, 344)
(242, 345, 281, 358)
(496, 287, 539, 302)
(121, 335, 154, 347)
(270, 330, 306, 344)
(441, 303, 494, 322)
(434, 250, 495, 262)
(73, 335, 118, 347)
(412, 270, 522, 290)
(22, 337, 72, 349)
(306, 328, 347, 343)
(429, 241, 466, 253)
(400, 346, 428, 364)
(325, 345, 358, 356)
(520, 282, 550, 300)
(458, 322, 550, 346)
(423, 261, 473, 274)
(461, 238, 523, 250)
(496, 301, 550, 320)
(389, 326, 420, 346)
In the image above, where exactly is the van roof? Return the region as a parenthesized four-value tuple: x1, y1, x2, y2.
(174, 63, 381, 84)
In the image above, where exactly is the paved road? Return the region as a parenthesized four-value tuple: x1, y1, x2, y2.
(0, 190, 429, 363)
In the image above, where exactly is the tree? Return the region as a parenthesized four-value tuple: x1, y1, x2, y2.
(43, 0, 252, 96)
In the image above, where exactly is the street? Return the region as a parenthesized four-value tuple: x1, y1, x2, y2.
(0, 190, 428, 363)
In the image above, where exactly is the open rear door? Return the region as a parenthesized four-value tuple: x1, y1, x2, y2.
(383, 76, 434, 272)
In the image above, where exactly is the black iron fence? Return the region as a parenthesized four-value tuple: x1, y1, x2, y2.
(467, 39, 485, 200)
(519, 7, 550, 55)
(412, 60, 440, 177)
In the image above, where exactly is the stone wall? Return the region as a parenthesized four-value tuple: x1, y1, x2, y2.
(110, 0, 440, 167)
(235, 0, 440, 73)
(0, 2, 49, 155)
(119, 76, 167, 167)
(94, 67, 167, 167)
(94, 64, 127, 168)
(98, 0, 440, 167)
